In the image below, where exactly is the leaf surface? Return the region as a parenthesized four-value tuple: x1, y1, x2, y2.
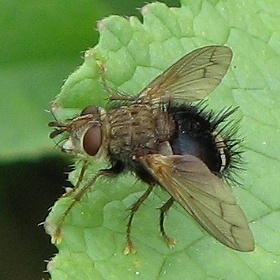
(46, 1, 280, 279)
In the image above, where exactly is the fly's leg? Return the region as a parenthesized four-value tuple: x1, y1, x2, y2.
(124, 185, 154, 254)
(62, 161, 89, 197)
(75, 161, 89, 188)
(109, 93, 136, 102)
(96, 59, 135, 102)
(51, 170, 103, 244)
(159, 197, 177, 248)
(50, 163, 124, 244)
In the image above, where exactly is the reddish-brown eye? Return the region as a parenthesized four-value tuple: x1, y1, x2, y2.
(81, 106, 99, 116)
(83, 125, 102, 156)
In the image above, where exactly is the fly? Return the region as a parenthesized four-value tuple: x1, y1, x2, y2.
(48, 45, 255, 253)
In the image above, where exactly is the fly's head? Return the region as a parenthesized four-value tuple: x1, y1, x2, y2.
(49, 106, 105, 158)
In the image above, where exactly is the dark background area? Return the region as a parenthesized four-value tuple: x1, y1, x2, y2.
(0, 1, 179, 279)
(0, 157, 70, 280)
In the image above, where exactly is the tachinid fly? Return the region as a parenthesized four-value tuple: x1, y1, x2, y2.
(49, 45, 255, 253)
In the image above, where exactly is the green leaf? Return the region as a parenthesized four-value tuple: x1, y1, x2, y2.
(46, 0, 280, 279)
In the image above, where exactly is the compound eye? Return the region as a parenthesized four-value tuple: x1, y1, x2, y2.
(81, 106, 99, 116)
(83, 125, 102, 156)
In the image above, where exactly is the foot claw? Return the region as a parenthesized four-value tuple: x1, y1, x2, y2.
(163, 234, 177, 249)
(51, 228, 62, 244)
(124, 241, 137, 255)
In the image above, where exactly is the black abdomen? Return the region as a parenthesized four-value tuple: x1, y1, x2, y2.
(168, 104, 222, 173)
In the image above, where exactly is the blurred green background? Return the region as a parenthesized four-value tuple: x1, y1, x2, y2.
(0, 1, 179, 279)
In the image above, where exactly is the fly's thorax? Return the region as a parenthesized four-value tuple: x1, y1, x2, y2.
(59, 106, 108, 159)
(107, 103, 175, 157)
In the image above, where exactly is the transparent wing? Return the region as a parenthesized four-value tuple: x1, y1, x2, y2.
(140, 154, 254, 252)
(138, 45, 232, 103)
